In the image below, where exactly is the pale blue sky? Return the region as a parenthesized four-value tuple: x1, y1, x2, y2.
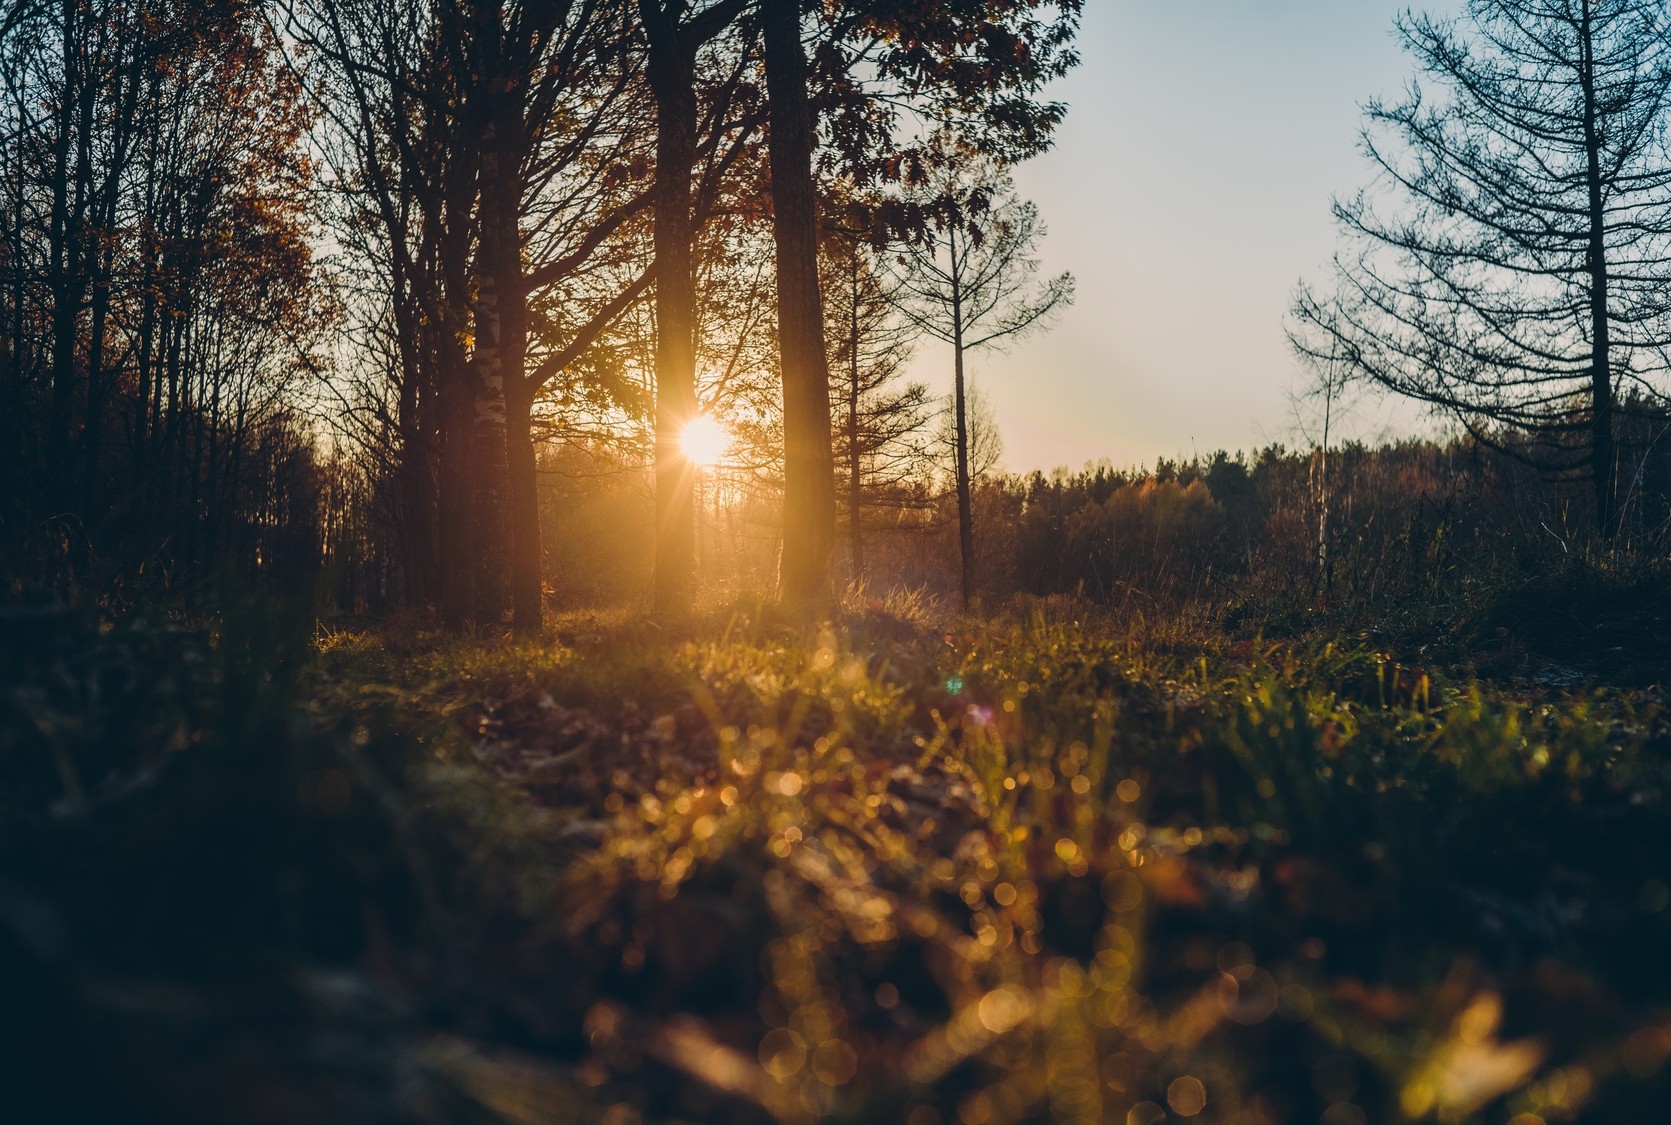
(918, 0, 1461, 472)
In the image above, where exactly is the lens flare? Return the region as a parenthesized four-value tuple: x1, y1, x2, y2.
(680, 414, 729, 467)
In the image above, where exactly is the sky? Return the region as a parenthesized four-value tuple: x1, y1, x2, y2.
(918, 0, 1463, 474)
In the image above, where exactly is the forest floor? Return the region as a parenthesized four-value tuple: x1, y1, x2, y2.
(5, 582, 1671, 1124)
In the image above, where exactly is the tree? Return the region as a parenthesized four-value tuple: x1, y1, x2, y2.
(1292, 0, 1671, 538)
(934, 377, 1003, 483)
(757, 0, 1083, 611)
(639, 0, 758, 615)
(292, 0, 662, 632)
(288, 0, 487, 624)
(1290, 313, 1360, 592)
(0, 0, 330, 597)
(893, 149, 1072, 608)
(289, 0, 1083, 620)
(822, 227, 931, 581)
(465, 1, 656, 634)
(761, 0, 837, 612)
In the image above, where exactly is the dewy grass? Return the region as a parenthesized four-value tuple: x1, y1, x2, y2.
(289, 606, 1671, 1124)
(11, 602, 1667, 1122)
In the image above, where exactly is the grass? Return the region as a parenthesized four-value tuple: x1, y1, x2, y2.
(4, 594, 1671, 1123)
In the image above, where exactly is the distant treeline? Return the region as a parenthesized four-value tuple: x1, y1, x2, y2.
(979, 424, 1671, 618)
(307, 417, 1671, 620)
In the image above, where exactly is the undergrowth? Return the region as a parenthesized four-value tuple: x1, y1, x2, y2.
(4, 597, 1671, 1124)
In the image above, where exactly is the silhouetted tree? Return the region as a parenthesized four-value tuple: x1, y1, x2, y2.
(467, 1, 657, 634)
(1, 1, 329, 598)
(289, 0, 483, 623)
(758, 0, 1082, 610)
(294, 0, 661, 631)
(893, 146, 1072, 608)
(822, 228, 931, 581)
(1293, 0, 1671, 538)
(640, 0, 758, 615)
(761, 0, 838, 611)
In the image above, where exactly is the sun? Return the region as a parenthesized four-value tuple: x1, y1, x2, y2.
(680, 414, 730, 468)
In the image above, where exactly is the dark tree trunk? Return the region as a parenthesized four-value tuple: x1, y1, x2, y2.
(841, 248, 865, 580)
(81, 34, 140, 528)
(393, 277, 439, 609)
(505, 375, 542, 636)
(471, 266, 512, 625)
(950, 230, 975, 610)
(646, 27, 699, 615)
(847, 324, 864, 581)
(437, 327, 476, 629)
(762, 0, 835, 612)
(47, 8, 85, 507)
(953, 341, 975, 610)
(1578, 7, 1616, 538)
(485, 114, 541, 635)
(467, 78, 515, 626)
(436, 177, 478, 629)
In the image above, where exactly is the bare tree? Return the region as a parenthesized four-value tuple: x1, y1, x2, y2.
(291, 0, 664, 631)
(1292, 0, 1671, 539)
(286, 0, 486, 623)
(1, 2, 329, 595)
(821, 227, 931, 581)
(893, 146, 1072, 609)
(934, 378, 1003, 483)
(1289, 313, 1362, 592)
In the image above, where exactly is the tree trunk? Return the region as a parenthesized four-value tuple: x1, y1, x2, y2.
(1578, 7, 1616, 539)
(847, 292, 864, 582)
(46, 7, 83, 508)
(82, 32, 140, 529)
(950, 230, 975, 610)
(393, 279, 439, 609)
(471, 271, 512, 625)
(486, 121, 541, 634)
(647, 30, 699, 616)
(505, 377, 543, 636)
(437, 319, 476, 629)
(762, 0, 835, 613)
(1317, 356, 1333, 594)
(469, 103, 515, 626)
(434, 112, 479, 628)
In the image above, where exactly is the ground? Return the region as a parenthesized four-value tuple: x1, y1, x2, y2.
(3, 590, 1671, 1124)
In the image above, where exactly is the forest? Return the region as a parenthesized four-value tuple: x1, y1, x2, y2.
(5, 1, 1671, 1123)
